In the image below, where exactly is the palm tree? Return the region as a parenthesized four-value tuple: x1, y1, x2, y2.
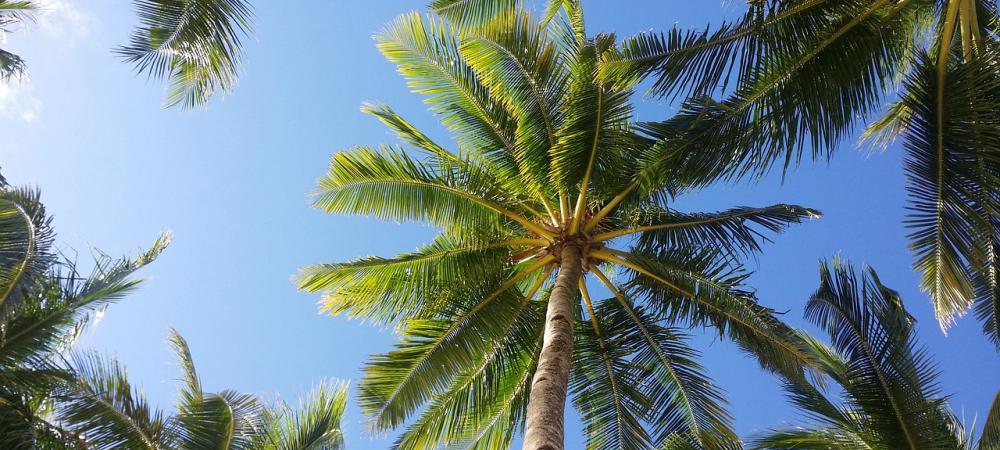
(298, 3, 821, 449)
(597, 0, 1000, 350)
(0, 1, 37, 80)
(750, 259, 1000, 450)
(54, 328, 349, 450)
(0, 172, 170, 448)
(116, 0, 254, 109)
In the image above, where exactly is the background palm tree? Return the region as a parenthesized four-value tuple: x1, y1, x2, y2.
(54, 328, 349, 450)
(116, 0, 254, 109)
(597, 0, 1000, 350)
(0, 1, 37, 80)
(298, 2, 821, 449)
(0, 171, 170, 448)
(750, 259, 1000, 450)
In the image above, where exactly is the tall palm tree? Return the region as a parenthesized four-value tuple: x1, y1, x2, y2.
(750, 259, 1000, 450)
(298, 3, 821, 449)
(597, 0, 1000, 350)
(116, 0, 254, 109)
(0, 172, 170, 448)
(54, 328, 349, 450)
(0, 1, 37, 80)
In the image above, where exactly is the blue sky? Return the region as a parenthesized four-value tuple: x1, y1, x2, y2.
(2, 1, 998, 448)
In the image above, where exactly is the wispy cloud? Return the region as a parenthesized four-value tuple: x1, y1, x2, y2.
(34, 0, 93, 46)
(0, 78, 42, 122)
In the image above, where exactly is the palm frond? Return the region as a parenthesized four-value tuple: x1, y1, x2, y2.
(263, 381, 348, 450)
(392, 300, 543, 450)
(312, 145, 549, 238)
(116, 0, 253, 109)
(460, 9, 567, 197)
(376, 12, 523, 184)
(601, 248, 815, 383)
(805, 258, 958, 449)
(0, 184, 54, 311)
(890, 47, 1000, 335)
(57, 352, 171, 450)
(980, 391, 1000, 450)
(359, 266, 547, 433)
(296, 234, 520, 325)
(613, 0, 932, 185)
(600, 204, 820, 259)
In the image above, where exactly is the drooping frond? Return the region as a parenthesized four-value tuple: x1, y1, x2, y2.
(116, 0, 253, 108)
(608, 0, 932, 185)
(805, 259, 958, 449)
(598, 248, 815, 383)
(887, 46, 1000, 339)
(57, 352, 172, 450)
(571, 297, 653, 450)
(392, 299, 544, 449)
(573, 291, 737, 449)
(359, 264, 550, 432)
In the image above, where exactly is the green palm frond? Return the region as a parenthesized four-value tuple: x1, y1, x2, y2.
(602, 204, 820, 259)
(606, 248, 815, 383)
(169, 328, 268, 450)
(603, 0, 930, 184)
(376, 13, 522, 183)
(312, 145, 548, 238)
(573, 294, 737, 449)
(57, 352, 172, 450)
(0, 184, 54, 311)
(262, 381, 348, 450)
(549, 34, 633, 207)
(752, 259, 996, 449)
(883, 45, 1000, 343)
(116, 0, 253, 109)
(360, 267, 549, 433)
(428, 0, 517, 29)
(460, 9, 567, 196)
(0, 1, 37, 81)
(571, 300, 652, 450)
(0, 233, 169, 369)
(806, 259, 948, 448)
(296, 234, 522, 325)
(392, 300, 543, 450)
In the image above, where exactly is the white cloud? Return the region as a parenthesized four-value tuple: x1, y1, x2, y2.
(0, 78, 43, 122)
(34, 0, 93, 46)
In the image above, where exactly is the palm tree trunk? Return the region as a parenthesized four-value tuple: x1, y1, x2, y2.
(523, 243, 584, 450)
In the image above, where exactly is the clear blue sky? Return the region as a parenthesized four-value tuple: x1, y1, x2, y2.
(2, 1, 998, 448)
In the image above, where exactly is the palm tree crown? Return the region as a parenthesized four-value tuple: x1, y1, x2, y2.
(299, 2, 822, 448)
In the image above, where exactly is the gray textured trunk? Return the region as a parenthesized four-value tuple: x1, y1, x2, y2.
(522, 244, 584, 450)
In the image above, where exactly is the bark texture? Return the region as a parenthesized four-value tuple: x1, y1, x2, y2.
(522, 244, 584, 450)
